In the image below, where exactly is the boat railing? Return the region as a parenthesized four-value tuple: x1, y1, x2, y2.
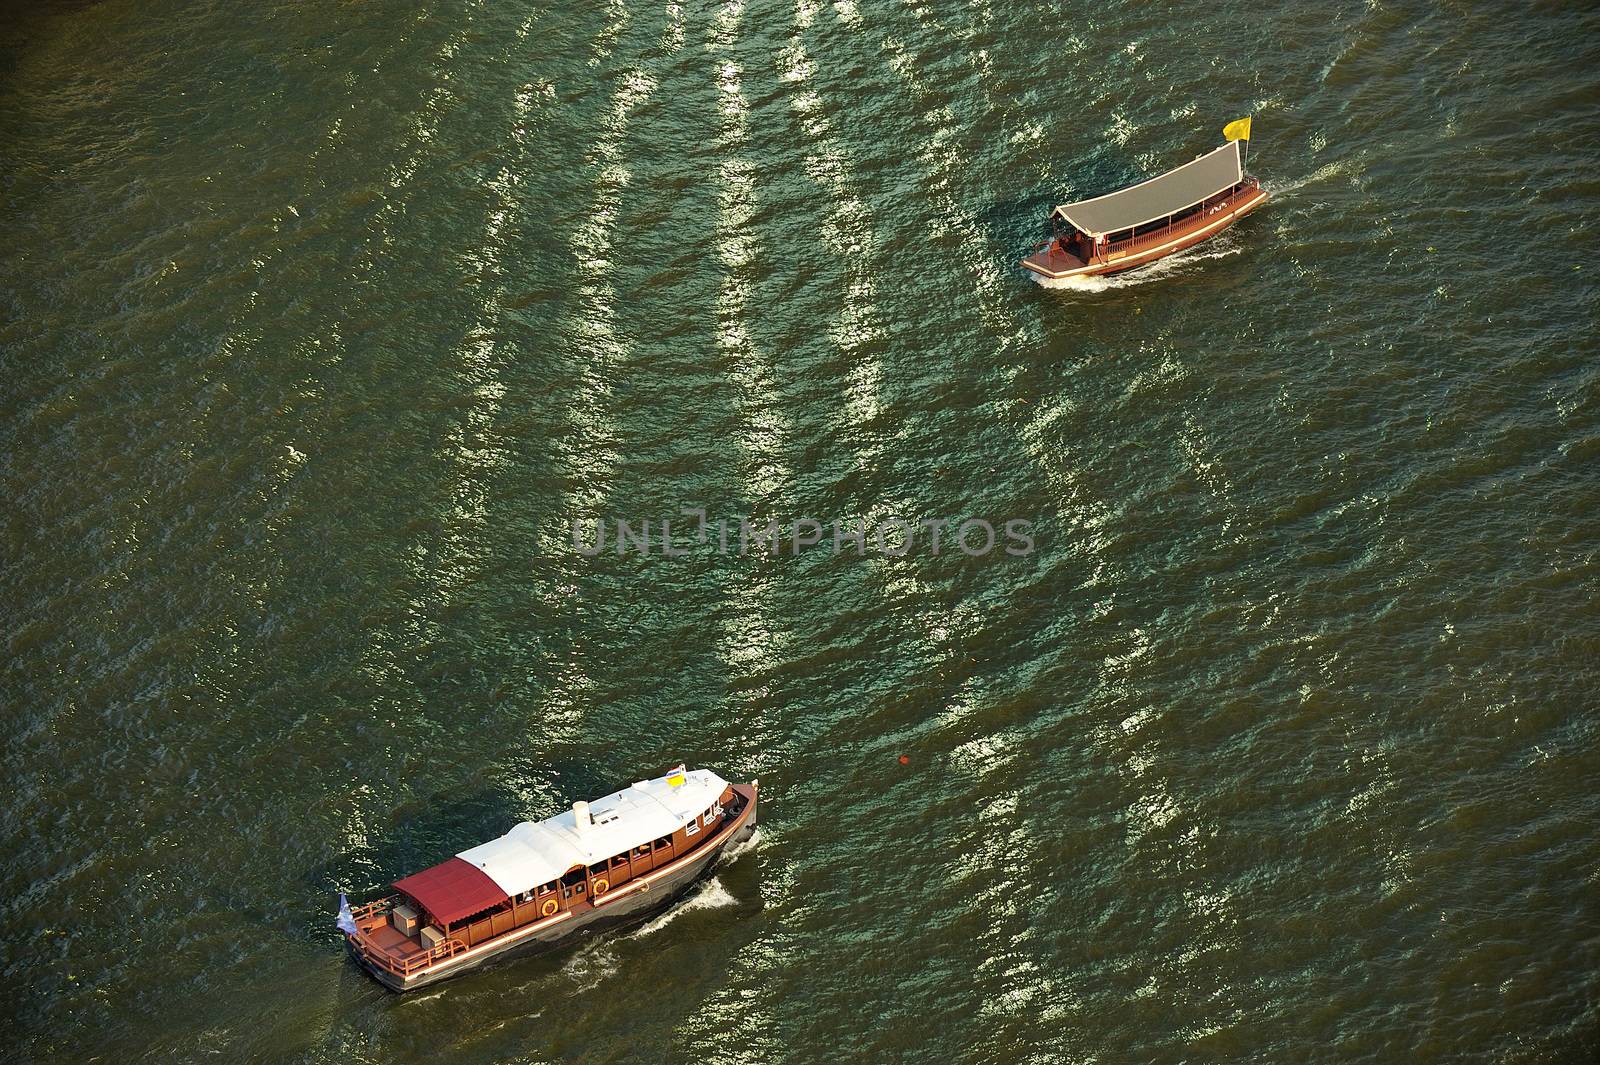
(1104, 182, 1260, 260)
(403, 937, 469, 974)
(350, 895, 398, 922)
(1107, 225, 1181, 259)
(349, 930, 470, 978)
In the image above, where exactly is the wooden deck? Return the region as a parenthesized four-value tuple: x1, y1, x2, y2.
(358, 915, 429, 967)
(1021, 245, 1087, 276)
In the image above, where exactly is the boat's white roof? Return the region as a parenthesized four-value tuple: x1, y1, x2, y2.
(458, 768, 728, 897)
(1053, 141, 1242, 237)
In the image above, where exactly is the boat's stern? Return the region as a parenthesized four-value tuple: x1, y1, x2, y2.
(1021, 241, 1089, 281)
(343, 896, 444, 992)
(346, 933, 408, 992)
(1237, 180, 1269, 217)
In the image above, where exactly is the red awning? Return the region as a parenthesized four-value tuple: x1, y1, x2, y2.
(393, 857, 509, 927)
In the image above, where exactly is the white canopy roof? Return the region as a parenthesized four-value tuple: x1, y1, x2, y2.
(1053, 141, 1242, 237)
(457, 768, 729, 897)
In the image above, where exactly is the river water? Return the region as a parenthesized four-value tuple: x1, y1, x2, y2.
(3, 1, 1598, 1062)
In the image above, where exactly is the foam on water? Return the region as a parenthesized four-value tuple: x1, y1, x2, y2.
(631, 877, 741, 938)
(1264, 158, 1360, 200)
(555, 929, 625, 993)
(546, 861, 743, 995)
(713, 828, 762, 870)
(548, 856, 754, 991)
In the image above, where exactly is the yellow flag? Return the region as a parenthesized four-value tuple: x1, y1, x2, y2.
(1223, 116, 1252, 142)
(667, 772, 685, 787)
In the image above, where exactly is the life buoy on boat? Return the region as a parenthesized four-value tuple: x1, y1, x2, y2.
(541, 898, 559, 918)
(592, 878, 610, 896)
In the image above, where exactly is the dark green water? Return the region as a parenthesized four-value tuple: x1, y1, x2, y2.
(3, 0, 1599, 1061)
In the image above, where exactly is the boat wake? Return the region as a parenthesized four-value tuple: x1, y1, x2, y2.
(631, 878, 740, 937)
(621, 829, 758, 939)
(545, 876, 741, 991)
(558, 935, 624, 993)
(716, 826, 763, 868)
(500, 822, 761, 994)
(1263, 158, 1357, 200)
(1031, 237, 1243, 293)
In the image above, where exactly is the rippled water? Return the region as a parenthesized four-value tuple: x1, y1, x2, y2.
(3, 1, 1598, 1062)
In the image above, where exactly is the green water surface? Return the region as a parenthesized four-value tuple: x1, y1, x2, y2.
(2, 1, 1598, 1061)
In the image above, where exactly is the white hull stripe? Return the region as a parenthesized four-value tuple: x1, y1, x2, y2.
(1024, 192, 1266, 279)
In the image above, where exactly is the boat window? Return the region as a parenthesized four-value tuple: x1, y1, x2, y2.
(588, 861, 607, 876)
(463, 904, 504, 925)
(633, 844, 651, 856)
(611, 854, 628, 866)
(654, 836, 671, 849)
(537, 881, 557, 896)
(561, 867, 586, 887)
(685, 819, 699, 836)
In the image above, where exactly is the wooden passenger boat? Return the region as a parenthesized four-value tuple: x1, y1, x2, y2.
(342, 767, 759, 991)
(1022, 139, 1267, 282)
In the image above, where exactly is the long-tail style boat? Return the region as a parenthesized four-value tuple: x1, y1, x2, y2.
(342, 767, 758, 991)
(1022, 135, 1267, 282)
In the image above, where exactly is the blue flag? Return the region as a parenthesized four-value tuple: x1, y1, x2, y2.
(336, 893, 358, 936)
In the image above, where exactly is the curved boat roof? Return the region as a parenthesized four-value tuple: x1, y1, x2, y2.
(1053, 141, 1241, 237)
(392, 858, 507, 927)
(454, 768, 728, 898)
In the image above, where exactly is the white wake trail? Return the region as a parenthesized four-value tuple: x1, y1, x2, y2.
(1262, 158, 1357, 200)
(716, 826, 763, 868)
(632, 878, 740, 937)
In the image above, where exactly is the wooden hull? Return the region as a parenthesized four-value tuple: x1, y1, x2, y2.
(348, 783, 759, 992)
(1022, 184, 1269, 282)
